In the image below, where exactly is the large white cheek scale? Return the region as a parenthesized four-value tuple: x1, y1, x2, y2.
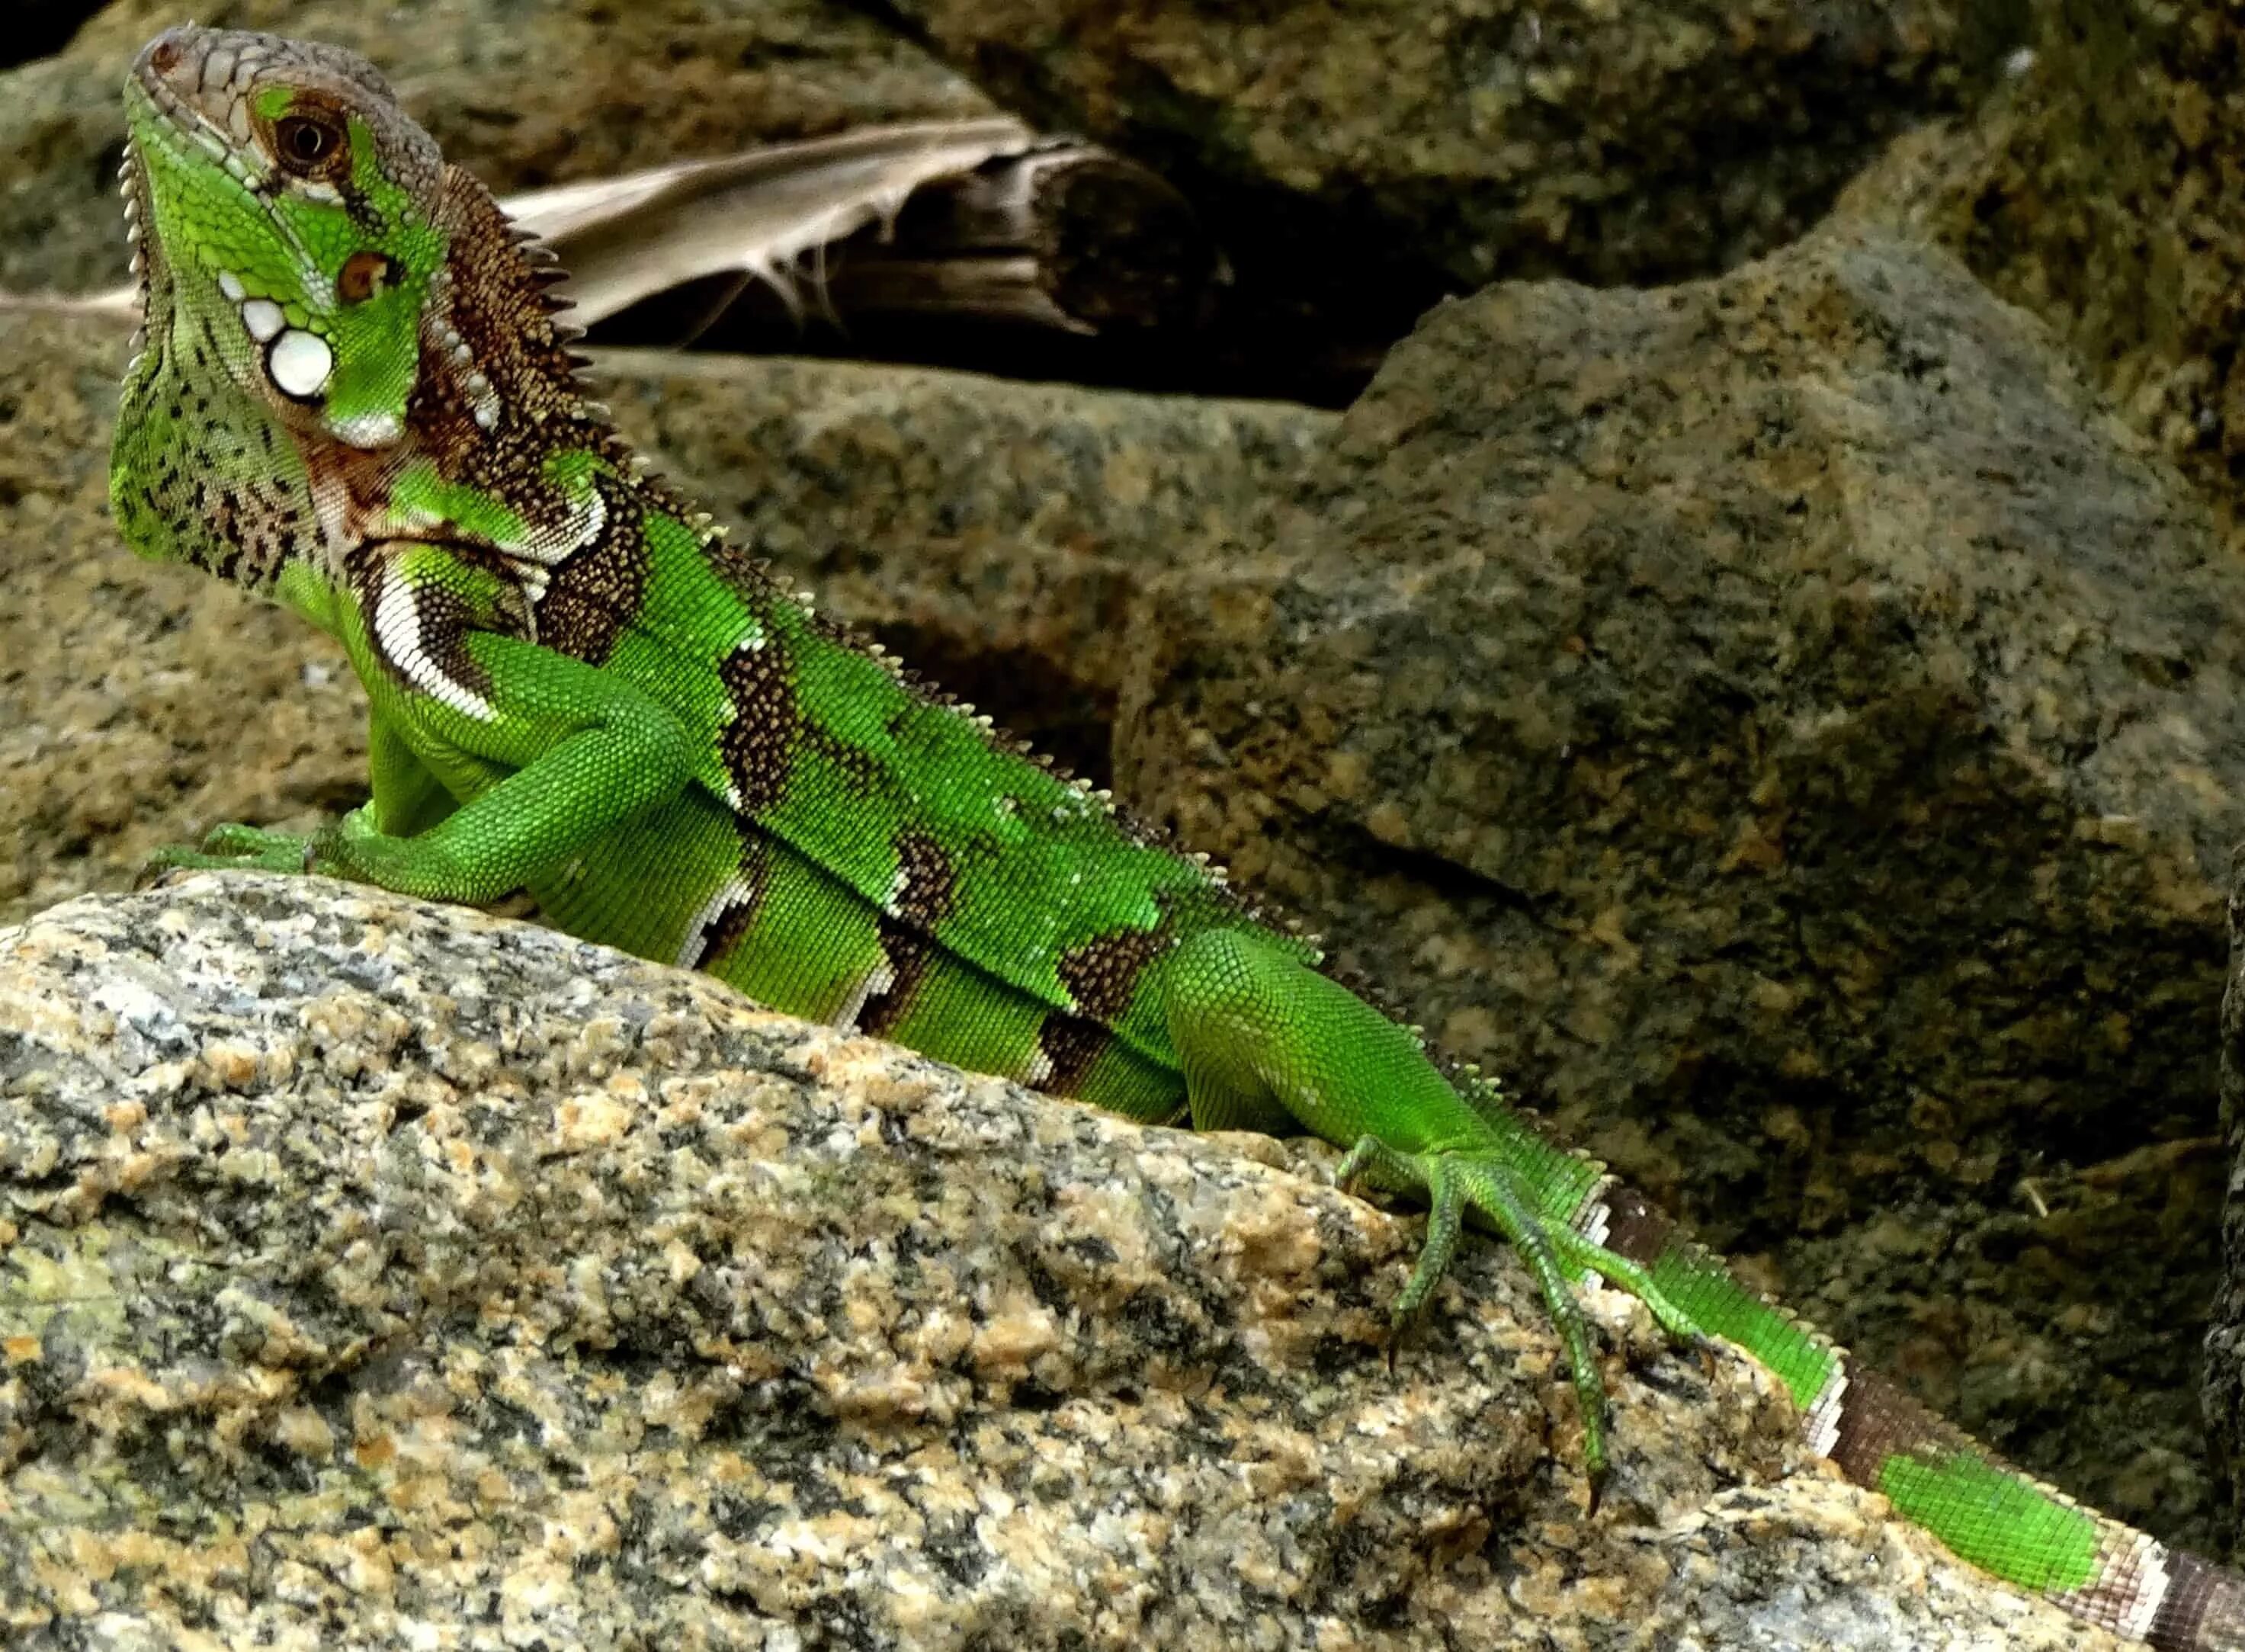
(240, 298, 285, 343)
(267, 328, 334, 399)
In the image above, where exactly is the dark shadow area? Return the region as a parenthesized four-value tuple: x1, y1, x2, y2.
(3, 2, 101, 71)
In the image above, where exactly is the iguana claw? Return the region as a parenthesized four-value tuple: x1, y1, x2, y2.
(140, 823, 317, 884)
(1336, 1132, 1701, 1498)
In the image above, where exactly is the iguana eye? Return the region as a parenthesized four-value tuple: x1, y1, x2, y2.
(274, 114, 343, 173)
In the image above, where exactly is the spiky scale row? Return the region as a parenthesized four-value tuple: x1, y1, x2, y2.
(104, 23, 2245, 1651)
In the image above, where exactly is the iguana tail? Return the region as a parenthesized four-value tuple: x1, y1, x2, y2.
(1573, 1166, 2245, 1649)
(1161, 928, 2244, 1647)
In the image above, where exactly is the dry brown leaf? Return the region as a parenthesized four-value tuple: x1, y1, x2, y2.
(505, 117, 1045, 329)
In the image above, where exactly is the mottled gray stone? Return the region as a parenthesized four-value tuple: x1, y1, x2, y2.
(0, 876, 2124, 1650)
(2207, 853, 2245, 1554)
(0, 0, 992, 297)
(1843, 0, 2245, 554)
(1116, 223, 2245, 1553)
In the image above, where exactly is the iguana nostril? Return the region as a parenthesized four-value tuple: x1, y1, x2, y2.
(338, 251, 397, 306)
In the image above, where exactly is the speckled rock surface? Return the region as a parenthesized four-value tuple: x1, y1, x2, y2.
(878, 0, 2016, 341)
(0, 876, 2125, 1650)
(1841, 0, 2245, 551)
(0, 306, 1324, 926)
(0, 0, 993, 297)
(1116, 223, 2245, 1554)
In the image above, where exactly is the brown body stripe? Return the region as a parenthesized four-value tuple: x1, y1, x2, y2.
(1825, 1358, 1910, 1487)
(852, 920, 936, 1041)
(1034, 1013, 1112, 1098)
(685, 838, 772, 971)
(1057, 925, 1176, 1023)
(717, 637, 799, 813)
(803, 720, 888, 797)
(536, 473, 646, 665)
(1590, 1184, 1673, 1266)
(2154, 1552, 2243, 1650)
(887, 831, 957, 927)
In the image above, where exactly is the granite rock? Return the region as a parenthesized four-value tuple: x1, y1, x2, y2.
(0, 875, 2125, 1650)
(1115, 223, 2245, 1552)
(0, 0, 993, 297)
(1842, 0, 2245, 551)
(2211, 852, 2245, 1554)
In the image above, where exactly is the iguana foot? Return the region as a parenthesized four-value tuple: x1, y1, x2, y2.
(140, 822, 315, 884)
(140, 807, 428, 890)
(1335, 1134, 1705, 1505)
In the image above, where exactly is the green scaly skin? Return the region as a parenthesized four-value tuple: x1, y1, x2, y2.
(107, 27, 2245, 1650)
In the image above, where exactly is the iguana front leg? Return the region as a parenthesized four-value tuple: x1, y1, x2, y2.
(1160, 927, 1701, 1501)
(364, 708, 462, 839)
(153, 632, 698, 904)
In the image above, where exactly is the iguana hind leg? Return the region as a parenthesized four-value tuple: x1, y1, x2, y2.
(1158, 926, 1702, 1497)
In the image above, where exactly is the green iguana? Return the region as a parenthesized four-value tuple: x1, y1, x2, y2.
(106, 24, 2242, 1648)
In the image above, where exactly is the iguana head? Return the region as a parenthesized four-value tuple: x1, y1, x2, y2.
(112, 27, 616, 614)
(111, 26, 463, 602)
(123, 25, 447, 452)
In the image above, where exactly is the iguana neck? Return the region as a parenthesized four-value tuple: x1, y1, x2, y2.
(287, 165, 708, 635)
(413, 168, 618, 475)
(353, 168, 645, 554)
